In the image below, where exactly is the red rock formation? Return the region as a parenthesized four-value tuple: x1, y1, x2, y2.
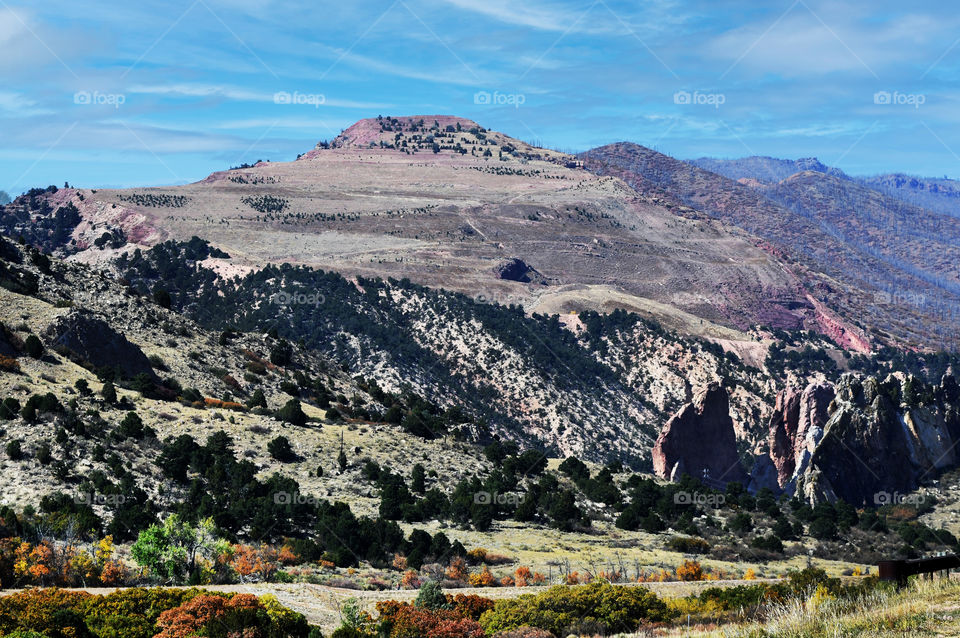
(767, 382, 835, 488)
(767, 386, 802, 485)
(805, 294, 871, 353)
(652, 383, 748, 484)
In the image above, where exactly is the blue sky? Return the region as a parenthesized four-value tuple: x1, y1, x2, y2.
(2, 0, 959, 192)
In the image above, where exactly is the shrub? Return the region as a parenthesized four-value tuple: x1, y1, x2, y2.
(666, 536, 711, 554)
(35, 442, 51, 465)
(478, 581, 671, 636)
(415, 580, 448, 610)
(6, 439, 22, 460)
(0, 355, 20, 373)
(676, 560, 704, 581)
(0, 397, 20, 419)
(492, 627, 555, 638)
(268, 436, 299, 462)
(24, 335, 43, 358)
(276, 399, 308, 426)
(101, 381, 117, 404)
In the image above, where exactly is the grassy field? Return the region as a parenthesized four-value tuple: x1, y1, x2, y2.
(654, 576, 960, 637)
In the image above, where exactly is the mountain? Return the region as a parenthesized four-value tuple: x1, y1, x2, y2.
(6, 115, 960, 494)
(2, 116, 820, 341)
(858, 173, 960, 218)
(580, 143, 960, 350)
(690, 156, 960, 219)
(689, 156, 847, 184)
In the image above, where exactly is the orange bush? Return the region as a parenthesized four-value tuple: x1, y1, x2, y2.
(514, 566, 531, 587)
(375, 600, 483, 638)
(203, 397, 246, 411)
(99, 559, 127, 585)
(676, 560, 704, 582)
(0, 355, 20, 373)
(154, 593, 261, 638)
(401, 569, 422, 589)
(228, 544, 277, 582)
(468, 566, 498, 587)
(278, 544, 300, 566)
(446, 556, 468, 581)
(446, 593, 495, 620)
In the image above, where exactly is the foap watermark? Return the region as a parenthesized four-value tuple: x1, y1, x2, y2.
(75, 493, 134, 506)
(274, 91, 325, 108)
(474, 90, 526, 109)
(74, 90, 125, 109)
(874, 490, 925, 506)
(673, 90, 725, 109)
(674, 491, 725, 507)
(474, 284, 542, 306)
(270, 290, 326, 307)
(873, 290, 925, 308)
(273, 491, 321, 505)
(873, 90, 925, 109)
(474, 491, 525, 506)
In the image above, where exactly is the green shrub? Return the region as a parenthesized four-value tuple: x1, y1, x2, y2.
(24, 335, 43, 358)
(666, 535, 710, 554)
(479, 582, 671, 636)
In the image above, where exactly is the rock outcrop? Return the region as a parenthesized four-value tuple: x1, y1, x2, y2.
(44, 311, 156, 380)
(767, 382, 834, 487)
(493, 258, 545, 285)
(764, 373, 960, 504)
(652, 383, 748, 485)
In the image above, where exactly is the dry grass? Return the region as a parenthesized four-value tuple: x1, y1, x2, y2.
(649, 576, 960, 637)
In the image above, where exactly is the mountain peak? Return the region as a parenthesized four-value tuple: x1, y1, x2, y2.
(329, 115, 483, 149)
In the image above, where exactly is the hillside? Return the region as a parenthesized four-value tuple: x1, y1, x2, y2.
(690, 156, 848, 184)
(580, 142, 960, 349)
(1, 116, 820, 341)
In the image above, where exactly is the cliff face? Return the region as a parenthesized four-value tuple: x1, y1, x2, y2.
(767, 382, 834, 487)
(765, 373, 960, 504)
(652, 383, 748, 485)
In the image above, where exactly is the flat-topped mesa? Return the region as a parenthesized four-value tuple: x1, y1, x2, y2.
(299, 114, 572, 164)
(295, 116, 488, 159)
(332, 115, 484, 148)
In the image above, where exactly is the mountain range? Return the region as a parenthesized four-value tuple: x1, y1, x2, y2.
(3, 114, 960, 509)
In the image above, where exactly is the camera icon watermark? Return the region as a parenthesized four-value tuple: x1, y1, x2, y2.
(270, 290, 326, 307)
(474, 491, 525, 506)
(474, 90, 526, 109)
(674, 491, 725, 507)
(874, 490, 925, 506)
(273, 491, 321, 505)
(873, 290, 925, 308)
(873, 90, 925, 109)
(75, 493, 133, 506)
(274, 91, 325, 108)
(673, 90, 725, 109)
(73, 91, 126, 109)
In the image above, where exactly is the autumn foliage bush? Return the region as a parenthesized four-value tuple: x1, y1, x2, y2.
(478, 581, 672, 636)
(374, 600, 484, 638)
(0, 588, 310, 638)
